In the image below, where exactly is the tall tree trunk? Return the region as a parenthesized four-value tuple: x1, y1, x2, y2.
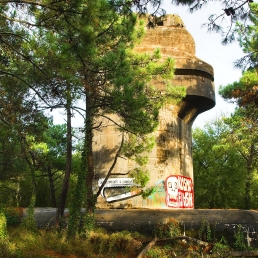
(245, 176, 251, 209)
(67, 143, 86, 239)
(67, 92, 94, 239)
(244, 143, 255, 210)
(80, 95, 96, 235)
(47, 165, 57, 208)
(22, 146, 37, 231)
(56, 85, 72, 226)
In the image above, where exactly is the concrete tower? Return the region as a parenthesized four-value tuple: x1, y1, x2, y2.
(93, 14, 215, 209)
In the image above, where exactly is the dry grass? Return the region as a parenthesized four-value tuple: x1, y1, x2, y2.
(1, 222, 245, 258)
(2, 227, 150, 258)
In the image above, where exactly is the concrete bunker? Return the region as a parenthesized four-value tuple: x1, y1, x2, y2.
(93, 14, 215, 209)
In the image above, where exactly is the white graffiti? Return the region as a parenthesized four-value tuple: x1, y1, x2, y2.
(98, 178, 141, 202)
(98, 178, 135, 188)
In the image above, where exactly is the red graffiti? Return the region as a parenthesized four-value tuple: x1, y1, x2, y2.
(165, 175, 194, 208)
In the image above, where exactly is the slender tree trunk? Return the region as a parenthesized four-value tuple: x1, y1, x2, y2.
(47, 165, 57, 208)
(67, 92, 95, 238)
(96, 133, 124, 198)
(81, 96, 96, 234)
(67, 145, 86, 239)
(56, 85, 72, 226)
(245, 177, 251, 209)
(22, 146, 38, 231)
(244, 143, 255, 210)
(21, 140, 37, 202)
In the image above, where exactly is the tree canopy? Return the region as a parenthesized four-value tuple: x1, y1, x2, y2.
(0, 0, 186, 239)
(1, 0, 257, 239)
(193, 118, 246, 209)
(193, 111, 258, 209)
(193, 2, 258, 210)
(173, 0, 254, 44)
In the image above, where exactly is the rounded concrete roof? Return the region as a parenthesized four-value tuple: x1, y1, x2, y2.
(135, 14, 214, 79)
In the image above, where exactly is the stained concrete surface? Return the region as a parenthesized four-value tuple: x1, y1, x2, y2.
(22, 208, 258, 247)
(94, 14, 215, 210)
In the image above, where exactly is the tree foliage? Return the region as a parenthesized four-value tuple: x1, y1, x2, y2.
(219, 4, 258, 116)
(193, 112, 258, 209)
(234, 3, 258, 69)
(219, 69, 258, 108)
(195, 2, 258, 210)
(0, 0, 186, 239)
(193, 118, 246, 209)
(173, 0, 254, 44)
(224, 109, 258, 209)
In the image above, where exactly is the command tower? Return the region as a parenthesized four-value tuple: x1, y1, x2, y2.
(93, 14, 215, 209)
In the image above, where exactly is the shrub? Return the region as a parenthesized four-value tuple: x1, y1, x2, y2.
(234, 225, 249, 251)
(89, 229, 142, 256)
(0, 210, 8, 241)
(153, 218, 181, 239)
(3, 208, 23, 227)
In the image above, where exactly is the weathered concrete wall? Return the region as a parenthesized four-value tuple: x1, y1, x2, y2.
(22, 208, 258, 248)
(96, 209, 258, 248)
(93, 15, 215, 210)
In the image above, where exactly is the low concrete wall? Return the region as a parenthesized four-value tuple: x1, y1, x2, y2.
(21, 208, 258, 247)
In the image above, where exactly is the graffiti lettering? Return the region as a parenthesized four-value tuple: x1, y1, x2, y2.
(165, 175, 194, 208)
(98, 178, 135, 188)
(98, 178, 141, 202)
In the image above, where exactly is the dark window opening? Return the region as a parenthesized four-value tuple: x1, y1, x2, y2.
(157, 21, 164, 26)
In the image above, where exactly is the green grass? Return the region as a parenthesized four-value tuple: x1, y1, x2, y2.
(1, 222, 255, 258)
(2, 227, 148, 258)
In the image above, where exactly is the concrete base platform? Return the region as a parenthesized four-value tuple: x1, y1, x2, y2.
(22, 208, 258, 247)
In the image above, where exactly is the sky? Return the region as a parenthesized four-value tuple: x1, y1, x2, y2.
(161, 1, 245, 128)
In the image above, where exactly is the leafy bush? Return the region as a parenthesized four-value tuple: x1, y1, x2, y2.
(198, 220, 212, 242)
(146, 246, 170, 258)
(0, 210, 8, 240)
(3, 208, 23, 227)
(89, 229, 142, 255)
(234, 225, 250, 251)
(213, 236, 230, 253)
(153, 218, 181, 239)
